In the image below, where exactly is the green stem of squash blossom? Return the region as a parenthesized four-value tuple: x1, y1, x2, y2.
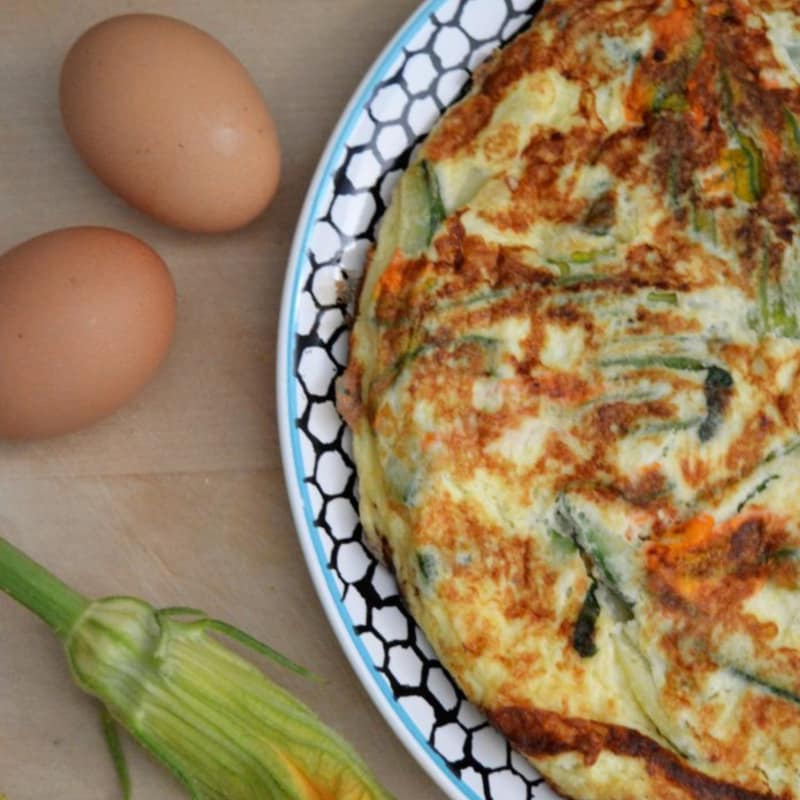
(784, 109, 800, 158)
(102, 707, 132, 800)
(422, 160, 445, 244)
(646, 291, 678, 306)
(0, 536, 89, 636)
(572, 581, 600, 659)
(0, 535, 394, 800)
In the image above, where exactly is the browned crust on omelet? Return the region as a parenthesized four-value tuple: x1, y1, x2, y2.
(345, 0, 800, 796)
(489, 706, 787, 800)
(335, 360, 363, 428)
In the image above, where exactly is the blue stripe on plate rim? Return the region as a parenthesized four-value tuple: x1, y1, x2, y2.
(278, 2, 484, 798)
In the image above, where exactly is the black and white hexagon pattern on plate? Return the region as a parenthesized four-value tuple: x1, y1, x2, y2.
(282, 1, 558, 799)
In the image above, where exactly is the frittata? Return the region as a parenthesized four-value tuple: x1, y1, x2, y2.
(339, 1, 800, 797)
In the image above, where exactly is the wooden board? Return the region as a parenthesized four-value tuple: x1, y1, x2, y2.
(0, 2, 442, 798)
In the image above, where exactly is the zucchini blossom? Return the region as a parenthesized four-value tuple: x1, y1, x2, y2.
(0, 535, 394, 800)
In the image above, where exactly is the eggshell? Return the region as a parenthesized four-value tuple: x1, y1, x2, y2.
(59, 14, 281, 234)
(0, 227, 176, 440)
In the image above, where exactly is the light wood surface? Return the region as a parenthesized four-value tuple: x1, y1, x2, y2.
(0, 2, 444, 798)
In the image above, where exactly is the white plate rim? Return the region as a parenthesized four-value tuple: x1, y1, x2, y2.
(276, 3, 541, 798)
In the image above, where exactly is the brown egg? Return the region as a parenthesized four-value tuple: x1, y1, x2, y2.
(0, 227, 176, 440)
(59, 14, 281, 234)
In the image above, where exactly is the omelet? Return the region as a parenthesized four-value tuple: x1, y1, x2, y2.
(338, 1, 800, 797)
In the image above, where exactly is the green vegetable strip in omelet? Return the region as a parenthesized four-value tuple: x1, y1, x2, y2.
(339, 1, 800, 798)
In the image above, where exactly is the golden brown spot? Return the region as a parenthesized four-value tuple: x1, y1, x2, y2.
(433, 216, 467, 269)
(425, 95, 496, 160)
(483, 129, 600, 232)
(490, 705, 783, 800)
(631, 305, 702, 336)
(509, 370, 595, 407)
(725, 412, 776, 476)
(645, 513, 792, 645)
(680, 454, 710, 489)
(335, 363, 363, 427)
(592, 400, 675, 438)
(482, 121, 520, 161)
(373, 253, 430, 325)
(620, 465, 668, 506)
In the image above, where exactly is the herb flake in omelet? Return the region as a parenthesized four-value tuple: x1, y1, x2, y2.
(340, 2, 800, 798)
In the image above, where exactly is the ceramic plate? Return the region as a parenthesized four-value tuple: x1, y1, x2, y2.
(277, 2, 558, 798)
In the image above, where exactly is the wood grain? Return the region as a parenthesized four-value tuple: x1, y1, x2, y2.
(0, 2, 443, 798)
